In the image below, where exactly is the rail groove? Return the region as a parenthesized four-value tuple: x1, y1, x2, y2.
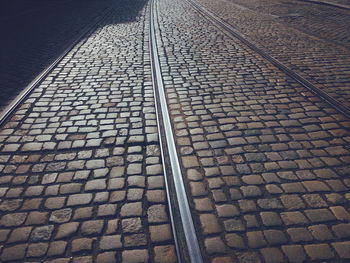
(185, 0, 350, 120)
(0, 7, 113, 127)
(149, 0, 204, 262)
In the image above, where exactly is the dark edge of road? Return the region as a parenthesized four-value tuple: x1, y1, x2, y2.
(0, 8, 114, 128)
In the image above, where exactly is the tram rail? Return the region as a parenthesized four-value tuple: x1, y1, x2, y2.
(185, 0, 350, 120)
(298, 0, 350, 11)
(149, 0, 204, 261)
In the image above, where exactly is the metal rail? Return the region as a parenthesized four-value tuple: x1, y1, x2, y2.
(0, 8, 113, 127)
(298, 0, 350, 11)
(185, 0, 350, 120)
(149, 0, 204, 262)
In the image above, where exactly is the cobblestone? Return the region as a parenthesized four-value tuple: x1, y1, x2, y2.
(1, 0, 350, 261)
(0, 0, 176, 261)
(197, 0, 350, 108)
(155, 0, 350, 261)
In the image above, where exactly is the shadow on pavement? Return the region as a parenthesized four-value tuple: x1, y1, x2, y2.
(0, 0, 148, 110)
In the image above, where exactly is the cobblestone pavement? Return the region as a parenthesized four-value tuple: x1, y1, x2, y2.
(0, 0, 114, 111)
(1, 0, 350, 262)
(195, 0, 350, 109)
(0, 0, 177, 262)
(156, 0, 350, 261)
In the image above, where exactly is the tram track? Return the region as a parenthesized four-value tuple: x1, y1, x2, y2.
(0, 0, 349, 261)
(0, 7, 113, 127)
(185, 0, 350, 120)
(149, 0, 204, 262)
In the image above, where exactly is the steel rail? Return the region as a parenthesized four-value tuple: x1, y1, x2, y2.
(149, 0, 204, 262)
(185, 0, 350, 120)
(298, 0, 350, 11)
(0, 7, 113, 127)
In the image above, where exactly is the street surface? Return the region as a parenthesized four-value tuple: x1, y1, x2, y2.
(0, 0, 349, 262)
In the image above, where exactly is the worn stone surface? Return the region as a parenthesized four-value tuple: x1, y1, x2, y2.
(0, 0, 176, 262)
(155, 0, 350, 261)
(1, 0, 350, 262)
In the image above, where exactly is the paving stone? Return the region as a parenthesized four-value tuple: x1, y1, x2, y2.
(67, 193, 93, 206)
(260, 247, 284, 263)
(1, 212, 27, 226)
(148, 204, 168, 223)
(200, 214, 221, 234)
(263, 229, 288, 245)
(27, 242, 49, 257)
(238, 200, 257, 212)
(287, 227, 313, 242)
(154, 245, 177, 263)
(72, 238, 93, 253)
(150, 224, 172, 242)
(304, 208, 336, 222)
(50, 208, 72, 223)
(247, 231, 267, 248)
(0, 229, 10, 242)
(303, 194, 327, 208)
(1, 244, 27, 261)
(122, 249, 148, 263)
(122, 218, 142, 233)
(148, 175, 165, 189)
(106, 219, 119, 234)
(225, 233, 245, 249)
(281, 245, 306, 263)
(332, 241, 350, 259)
(194, 198, 213, 211)
(30, 225, 54, 241)
(73, 207, 93, 220)
(98, 204, 117, 216)
(281, 211, 308, 225)
(73, 255, 93, 263)
(224, 218, 245, 232)
(8, 226, 32, 243)
(124, 233, 147, 247)
(302, 180, 330, 192)
(330, 206, 350, 221)
(81, 220, 104, 236)
(244, 214, 259, 228)
(85, 179, 107, 191)
(308, 224, 334, 240)
(304, 244, 335, 260)
(0, 199, 22, 211)
(182, 155, 200, 168)
(257, 198, 283, 210)
(240, 185, 262, 197)
(216, 204, 239, 217)
(332, 223, 350, 238)
(260, 212, 282, 226)
(47, 241, 67, 256)
(96, 252, 117, 263)
(146, 190, 166, 203)
(146, 164, 162, 175)
(205, 236, 226, 254)
(100, 235, 122, 250)
(128, 176, 146, 187)
(280, 195, 305, 210)
(55, 222, 79, 239)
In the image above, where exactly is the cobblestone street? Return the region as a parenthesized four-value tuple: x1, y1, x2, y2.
(0, 0, 349, 262)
